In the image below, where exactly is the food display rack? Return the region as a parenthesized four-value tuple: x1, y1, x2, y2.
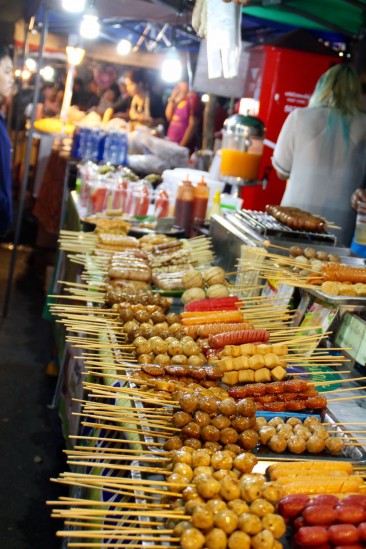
(210, 211, 343, 272)
(234, 210, 337, 245)
(49, 198, 366, 549)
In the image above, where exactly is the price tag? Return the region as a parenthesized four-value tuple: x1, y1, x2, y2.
(335, 313, 366, 364)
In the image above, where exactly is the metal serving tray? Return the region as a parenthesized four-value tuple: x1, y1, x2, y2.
(305, 287, 366, 307)
(235, 209, 337, 245)
(254, 408, 366, 462)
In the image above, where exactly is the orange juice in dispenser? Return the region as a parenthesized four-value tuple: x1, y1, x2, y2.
(220, 114, 265, 186)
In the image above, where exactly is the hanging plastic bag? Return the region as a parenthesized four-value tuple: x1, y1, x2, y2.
(205, 0, 242, 79)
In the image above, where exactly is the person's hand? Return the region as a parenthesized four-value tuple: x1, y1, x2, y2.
(170, 85, 185, 104)
(351, 188, 366, 213)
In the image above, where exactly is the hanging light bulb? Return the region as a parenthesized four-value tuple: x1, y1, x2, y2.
(40, 66, 55, 81)
(62, 0, 86, 13)
(80, 6, 100, 40)
(161, 48, 182, 83)
(66, 46, 85, 66)
(25, 58, 37, 72)
(117, 39, 132, 56)
(22, 69, 31, 81)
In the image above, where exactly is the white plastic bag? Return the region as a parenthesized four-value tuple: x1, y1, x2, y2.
(206, 0, 242, 79)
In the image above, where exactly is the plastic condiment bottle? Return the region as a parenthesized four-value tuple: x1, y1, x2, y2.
(174, 178, 194, 237)
(354, 211, 366, 245)
(192, 176, 209, 226)
(154, 187, 169, 218)
(207, 190, 222, 220)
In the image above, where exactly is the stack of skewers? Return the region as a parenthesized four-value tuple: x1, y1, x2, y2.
(46, 225, 366, 548)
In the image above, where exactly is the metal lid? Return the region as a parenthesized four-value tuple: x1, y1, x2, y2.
(223, 114, 266, 137)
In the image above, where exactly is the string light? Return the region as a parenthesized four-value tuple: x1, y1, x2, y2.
(117, 39, 132, 56)
(40, 66, 55, 81)
(80, 5, 100, 40)
(66, 46, 85, 66)
(25, 58, 37, 72)
(161, 48, 182, 83)
(62, 0, 86, 13)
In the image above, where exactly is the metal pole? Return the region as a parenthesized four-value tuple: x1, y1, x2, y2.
(2, 5, 49, 318)
(12, 22, 29, 173)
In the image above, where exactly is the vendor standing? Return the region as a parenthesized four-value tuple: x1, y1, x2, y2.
(124, 69, 165, 127)
(272, 64, 366, 246)
(165, 80, 202, 152)
(0, 45, 13, 235)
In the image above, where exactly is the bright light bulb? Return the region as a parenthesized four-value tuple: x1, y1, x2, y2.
(80, 14, 100, 40)
(25, 58, 37, 71)
(62, 0, 86, 13)
(40, 66, 55, 81)
(161, 50, 182, 83)
(117, 39, 132, 56)
(201, 94, 209, 103)
(15, 69, 21, 78)
(66, 46, 85, 66)
(22, 69, 31, 81)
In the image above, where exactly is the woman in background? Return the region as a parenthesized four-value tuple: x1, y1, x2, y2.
(272, 64, 366, 246)
(0, 45, 13, 234)
(124, 69, 165, 127)
(112, 76, 132, 119)
(37, 82, 60, 119)
(165, 80, 202, 151)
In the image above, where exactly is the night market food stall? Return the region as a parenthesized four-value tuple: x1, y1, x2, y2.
(3, 1, 366, 548)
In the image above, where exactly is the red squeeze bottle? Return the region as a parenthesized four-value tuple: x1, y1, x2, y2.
(192, 176, 209, 225)
(174, 178, 194, 237)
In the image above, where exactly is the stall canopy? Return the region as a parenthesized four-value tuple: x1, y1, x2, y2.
(242, 0, 366, 39)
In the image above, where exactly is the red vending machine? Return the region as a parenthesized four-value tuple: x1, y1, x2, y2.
(241, 39, 340, 211)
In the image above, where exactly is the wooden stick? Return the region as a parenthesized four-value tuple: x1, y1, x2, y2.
(67, 541, 180, 549)
(323, 385, 366, 394)
(62, 519, 166, 529)
(57, 533, 179, 542)
(66, 460, 170, 476)
(328, 395, 366, 402)
(314, 376, 366, 386)
(79, 421, 168, 441)
(51, 479, 161, 501)
(52, 497, 170, 508)
(290, 370, 349, 376)
(69, 434, 164, 448)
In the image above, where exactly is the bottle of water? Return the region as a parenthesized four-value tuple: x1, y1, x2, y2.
(103, 131, 128, 166)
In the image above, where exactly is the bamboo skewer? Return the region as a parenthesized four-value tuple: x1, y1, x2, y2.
(66, 461, 171, 476)
(53, 497, 170, 508)
(65, 451, 169, 462)
(69, 435, 166, 453)
(323, 385, 366, 394)
(74, 412, 178, 432)
(328, 395, 366, 402)
(67, 541, 180, 549)
(51, 479, 161, 501)
(79, 421, 168, 441)
(61, 519, 168, 529)
(52, 477, 183, 498)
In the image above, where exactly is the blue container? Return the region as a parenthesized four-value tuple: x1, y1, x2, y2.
(71, 126, 82, 158)
(97, 132, 107, 162)
(103, 131, 128, 166)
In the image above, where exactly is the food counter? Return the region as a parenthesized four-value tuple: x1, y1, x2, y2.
(45, 205, 366, 549)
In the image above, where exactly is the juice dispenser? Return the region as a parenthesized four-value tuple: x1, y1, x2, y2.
(220, 114, 266, 189)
